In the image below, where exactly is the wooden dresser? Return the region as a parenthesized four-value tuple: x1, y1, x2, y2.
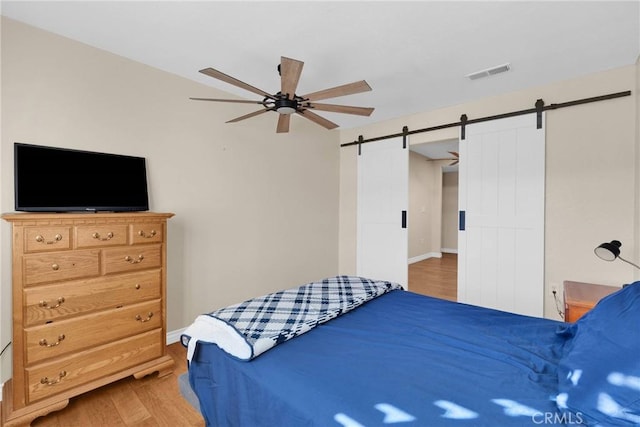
(1, 212, 174, 427)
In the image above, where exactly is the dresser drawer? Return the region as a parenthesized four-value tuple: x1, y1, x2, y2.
(75, 224, 128, 248)
(130, 222, 164, 245)
(102, 244, 161, 275)
(26, 329, 163, 403)
(25, 299, 162, 364)
(23, 250, 100, 286)
(24, 226, 72, 253)
(24, 270, 162, 326)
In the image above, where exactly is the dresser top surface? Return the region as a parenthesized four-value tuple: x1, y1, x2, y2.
(2, 211, 174, 223)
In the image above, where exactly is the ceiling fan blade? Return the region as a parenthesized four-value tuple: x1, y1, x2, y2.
(307, 103, 374, 116)
(450, 160, 459, 166)
(448, 151, 459, 158)
(296, 109, 339, 130)
(426, 157, 458, 162)
(301, 80, 372, 102)
(276, 114, 291, 133)
(199, 67, 274, 99)
(190, 97, 265, 104)
(280, 57, 304, 99)
(226, 108, 269, 123)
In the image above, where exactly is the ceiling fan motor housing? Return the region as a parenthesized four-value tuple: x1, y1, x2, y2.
(274, 96, 299, 114)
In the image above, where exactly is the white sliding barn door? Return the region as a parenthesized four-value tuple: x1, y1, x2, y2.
(458, 114, 545, 317)
(357, 137, 408, 288)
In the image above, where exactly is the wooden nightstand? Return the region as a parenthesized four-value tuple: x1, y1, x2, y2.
(563, 281, 620, 322)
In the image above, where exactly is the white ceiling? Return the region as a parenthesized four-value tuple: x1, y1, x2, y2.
(2, 1, 639, 133)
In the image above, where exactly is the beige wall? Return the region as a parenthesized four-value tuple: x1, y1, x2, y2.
(441, 172, 458, 252)
(340, 64, 639, 319)
(0, 18, 341, 383)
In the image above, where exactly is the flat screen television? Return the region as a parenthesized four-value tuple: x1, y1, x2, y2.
(14, 143, 149, 212)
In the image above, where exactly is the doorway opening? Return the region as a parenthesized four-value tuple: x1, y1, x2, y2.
(408, 139, 458, 300)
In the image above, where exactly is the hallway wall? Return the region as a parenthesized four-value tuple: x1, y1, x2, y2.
(441, 172, 458, 252)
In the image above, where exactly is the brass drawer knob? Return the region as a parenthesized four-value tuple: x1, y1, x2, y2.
(135, 312, 154, 323)
(39, 334, 66, 347)
(35, 234, 62, 245)
(39, 297, 66, 309)
(124, 254, 144, 264)
(51, 263, 60, 271)
(40, 370, 67, 385)
(138, 230, 157, 239)
(135, 284, 141, 290)
(92, 231, 114, 241)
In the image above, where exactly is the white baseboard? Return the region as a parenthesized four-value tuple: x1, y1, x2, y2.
(408, 252, 442, 264)
(441, 248, 458, 254)
(167, 327, 187, 345)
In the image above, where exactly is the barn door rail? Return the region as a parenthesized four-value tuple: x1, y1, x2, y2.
(341, 90, 631, 148)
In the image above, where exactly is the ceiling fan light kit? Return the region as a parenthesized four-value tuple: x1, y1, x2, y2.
(274, 96, 298, 115)
(191, 56, 375, 133)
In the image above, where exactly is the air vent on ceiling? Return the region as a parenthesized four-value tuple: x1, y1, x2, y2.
(466, 63, 511, 80)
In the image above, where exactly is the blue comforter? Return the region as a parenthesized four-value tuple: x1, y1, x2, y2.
(188, 290, 568, 426)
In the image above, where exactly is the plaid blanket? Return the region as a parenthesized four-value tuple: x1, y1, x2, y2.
(181, 276, 402, 361)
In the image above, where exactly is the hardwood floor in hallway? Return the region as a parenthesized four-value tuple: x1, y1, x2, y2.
(408, 253, 457, 301)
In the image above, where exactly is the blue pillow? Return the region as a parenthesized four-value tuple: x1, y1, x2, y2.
(556, 281, 640, 426)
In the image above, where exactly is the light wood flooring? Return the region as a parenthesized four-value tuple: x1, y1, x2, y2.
(30, 343, 204, 427)
(19, 257, 456, 426)
(408, 253, 458, 301)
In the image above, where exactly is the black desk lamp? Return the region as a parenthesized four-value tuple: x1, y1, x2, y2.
(594, 240, 640, 270)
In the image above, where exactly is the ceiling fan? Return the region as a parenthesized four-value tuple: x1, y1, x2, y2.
(426, 151, 459, 166)
(448, 151, 459, 166)
(190, 56, 375, 133)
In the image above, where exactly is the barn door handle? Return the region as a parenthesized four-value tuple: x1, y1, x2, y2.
(459, 211, 466, 231)
(401, 211, 407, 229)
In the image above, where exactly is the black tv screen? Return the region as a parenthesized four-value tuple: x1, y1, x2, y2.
(14, 143, 149, 212)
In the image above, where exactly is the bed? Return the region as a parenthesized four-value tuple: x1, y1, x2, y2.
(181, 276, 640, 426)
